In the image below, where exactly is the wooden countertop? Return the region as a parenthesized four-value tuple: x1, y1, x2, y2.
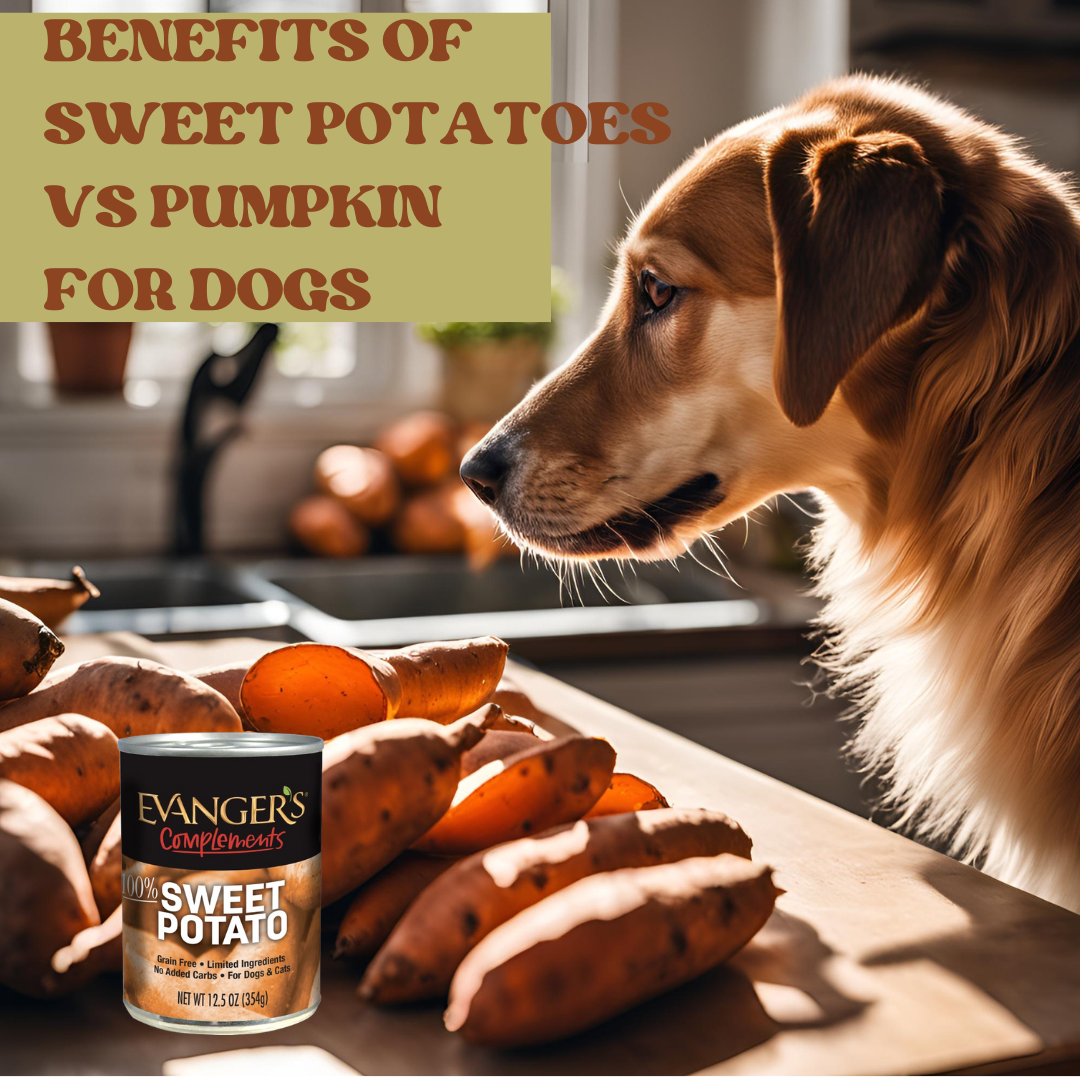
(3, 636, 1080, 1075)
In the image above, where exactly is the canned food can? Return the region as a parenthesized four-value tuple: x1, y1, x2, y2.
(118, 733, 322, 1034)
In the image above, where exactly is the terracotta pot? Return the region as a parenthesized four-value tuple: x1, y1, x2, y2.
(440, 339, 546, 425)
(48, 322, 133, 394)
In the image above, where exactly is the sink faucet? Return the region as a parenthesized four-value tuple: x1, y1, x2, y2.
(173, 323, 279, 556)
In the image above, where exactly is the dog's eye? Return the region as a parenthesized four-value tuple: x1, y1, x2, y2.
(641, 270, 676, 313)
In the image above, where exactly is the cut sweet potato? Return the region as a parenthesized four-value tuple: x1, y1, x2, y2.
(413, 736, 616, 856)
(378, 637, 508, 724)
(460, 729, 540, 777)
(0, 714, 119, 827)
(0, 656, 242, 738)
(445, 855, 779, 1046)
(585, 772, 669, 817)
(241, 642, 401, 739)
(363, 807, 752, 1003)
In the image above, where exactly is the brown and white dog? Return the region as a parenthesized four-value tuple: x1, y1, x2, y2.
(461, 75, 1080, 911)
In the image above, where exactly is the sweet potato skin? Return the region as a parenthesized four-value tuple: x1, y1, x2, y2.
(0, 597, 65, 700)
(321, 712, 491, 905)
(413, 736, 616, 856)
(376, 410, 456, 486)
(460, 729, 540, 776)
(364, 808, 752, 1003)
(315, 444, 400, 526)
(0, 780, 101, 997)
(0, 566, 99, 629)
(241, 643, 402, 739)
(51, 904, 122, 978)
(0, 656, 242, 738)
(88, 812, 122, 917)
(0, 714, 118, 827)
(445, 855, 779, 1046)
(379, 637, 508, 725)
(289, 494, 370, 558)
(335, 853, 455, 962)
(585, 772, 670, 817)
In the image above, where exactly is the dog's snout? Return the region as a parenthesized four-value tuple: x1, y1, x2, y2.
(460, 438, 513, 509)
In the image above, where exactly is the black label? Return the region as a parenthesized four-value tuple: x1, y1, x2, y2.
(120, 751, 321, 871)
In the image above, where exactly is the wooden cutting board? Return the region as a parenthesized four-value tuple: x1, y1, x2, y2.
(3, 637, 1079, 1075)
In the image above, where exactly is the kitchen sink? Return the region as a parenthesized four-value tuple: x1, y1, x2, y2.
(254, 555, 785, 659)
(18, 554, 810, 661)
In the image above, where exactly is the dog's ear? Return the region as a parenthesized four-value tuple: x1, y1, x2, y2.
(766, 129, 944, 426)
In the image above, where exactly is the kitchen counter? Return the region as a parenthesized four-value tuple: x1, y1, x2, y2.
(3, 637, 1079, 1075)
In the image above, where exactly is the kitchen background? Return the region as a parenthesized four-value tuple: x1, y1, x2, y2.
(1, 0, 1077, 822)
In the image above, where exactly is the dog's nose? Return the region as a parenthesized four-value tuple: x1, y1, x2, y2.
(460, 438, 512, 509)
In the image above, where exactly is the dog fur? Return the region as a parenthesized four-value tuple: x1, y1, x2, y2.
(462, 75, 1080, 911)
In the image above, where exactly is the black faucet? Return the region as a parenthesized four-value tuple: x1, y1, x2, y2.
(173, 323, 279, 556)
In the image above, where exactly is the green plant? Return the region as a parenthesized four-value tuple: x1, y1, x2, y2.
(417, 268, 571, 351)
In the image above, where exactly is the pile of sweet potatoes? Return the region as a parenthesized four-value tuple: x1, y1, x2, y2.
(289, 411, 513, 568)
(0, 586, 779, 1046)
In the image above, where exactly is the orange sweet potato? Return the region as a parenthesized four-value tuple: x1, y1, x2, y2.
(0, 597, 64, 701)
(0, 714, 118, 827)
(0, 656, 243, 738)
(0, 566, 99, 630)
(585, 772, 669, 817)
(376, 411, 457, 486)
(460, 729, 540, 777)
(392, 485, 467, 555)
(0, 780, 101, 997)
(413, 736, 616, 856)
(88, 812, 122, 917)
(445, 855, 779, 1046)
(241, 642, 401, 739)
(315, 445, 400, 526)
(51, 904, 122, 979)
(334, 852, 455, 962)
(363, 808, 751, 1003)
(290, 494, 370, 558)
(378, 637, 508, 725)
(322, 710, 493, 904)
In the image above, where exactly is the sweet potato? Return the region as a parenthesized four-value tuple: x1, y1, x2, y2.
(445, 855, 779, 1046)
(0, 714, 118, 827)
(290, 494, 370, 558)
(190, 660, 248, 716)
(378, 637, 508, 724)
(0, 656, 243, 738)
(363, 807, 752, 1003)
(315, 445, 400, 526)
(322, 710, 493, 904)
(488, 676, 569, 737)
(413, 736, 616, 856)
(88, 812, 122, 916)
(0, 597, 64, 700)
(334, 853, 455, 962)
(0, 780, 101, 997)
(0, 566, 99, 630)
(460, 729, 540, 776)
(240, 643, 401, 739)
(52, 903, 122, 978)
(81, 796, 119, 864)
(585, 773, 669, 817)
(376, 410, 456, 486)
(392, 485, 466, 555)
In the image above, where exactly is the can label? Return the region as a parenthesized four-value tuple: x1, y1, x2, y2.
(119, 750, 321, 1025)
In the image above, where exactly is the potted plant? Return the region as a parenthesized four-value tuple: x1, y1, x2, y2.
(418, 269, 570, 424)
(48, 322, 134, 394)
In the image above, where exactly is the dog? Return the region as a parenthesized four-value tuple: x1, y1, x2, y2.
(460, 74, 1080, 912)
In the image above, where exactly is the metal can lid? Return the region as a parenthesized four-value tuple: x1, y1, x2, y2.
(118, 733, 323, 758)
